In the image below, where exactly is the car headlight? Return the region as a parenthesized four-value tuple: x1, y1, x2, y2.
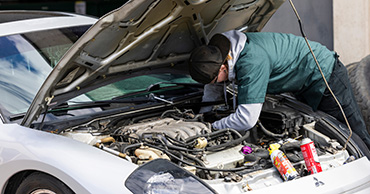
(125, 159, 216, 194)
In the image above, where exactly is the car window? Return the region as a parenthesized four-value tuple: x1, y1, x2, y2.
(0, 25, 90, 115)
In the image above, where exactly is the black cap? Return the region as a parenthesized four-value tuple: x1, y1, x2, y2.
(189, 34, 231, 84)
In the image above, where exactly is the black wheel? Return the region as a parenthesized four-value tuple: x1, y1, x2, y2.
(348, 55, 370, 134)
(16, 172, 74, 194)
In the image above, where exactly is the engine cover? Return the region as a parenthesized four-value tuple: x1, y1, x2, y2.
(120, 118, 212, 141)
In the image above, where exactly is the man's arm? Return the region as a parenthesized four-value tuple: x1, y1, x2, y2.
(212, 103, 262, 131)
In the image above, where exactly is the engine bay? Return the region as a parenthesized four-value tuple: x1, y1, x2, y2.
(61, 94, 352, 190)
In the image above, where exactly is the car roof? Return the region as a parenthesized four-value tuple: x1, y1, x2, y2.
(0, 10, 97, 37)
(0, 10, 68, 24)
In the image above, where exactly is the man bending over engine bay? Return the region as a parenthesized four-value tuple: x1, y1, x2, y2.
(188, 30, 370, 150)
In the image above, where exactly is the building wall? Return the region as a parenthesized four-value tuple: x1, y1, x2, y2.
(263, 0, 333, 50)
(263, 0, 370, 65)
(333, 0, 370, 64)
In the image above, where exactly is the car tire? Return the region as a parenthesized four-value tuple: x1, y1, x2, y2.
(347, 55, 370, 134)
(15, 172, 73, 194)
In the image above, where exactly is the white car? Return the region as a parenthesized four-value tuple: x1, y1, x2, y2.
(1, 0, 370, 193)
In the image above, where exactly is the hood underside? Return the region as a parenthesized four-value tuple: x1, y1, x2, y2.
(22, 0, 285, 127)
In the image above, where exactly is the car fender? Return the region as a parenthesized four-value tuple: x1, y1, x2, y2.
(0, 123, 137, 193)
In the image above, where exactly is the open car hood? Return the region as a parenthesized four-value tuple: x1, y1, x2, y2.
(22, 0, 285, 127)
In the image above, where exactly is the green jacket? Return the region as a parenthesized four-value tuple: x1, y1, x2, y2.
(235, 32, 335, 110)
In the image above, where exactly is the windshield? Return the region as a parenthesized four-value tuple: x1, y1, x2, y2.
(85, 74, 197, 101)
(0, 26, 90, 115)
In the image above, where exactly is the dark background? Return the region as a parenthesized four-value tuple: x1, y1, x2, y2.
(263, 0, 333, 50)
(0, 0, 127, 17)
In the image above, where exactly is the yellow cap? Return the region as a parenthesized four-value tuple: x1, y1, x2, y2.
(268, 143, 281, 155)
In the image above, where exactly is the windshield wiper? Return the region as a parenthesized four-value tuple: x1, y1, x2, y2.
(146, 82, 202, 92)
(111, 82, 202, 101)
(149, 93, 173, 104)
(8, 97, 152, 121)
(49, 97, 153, 112)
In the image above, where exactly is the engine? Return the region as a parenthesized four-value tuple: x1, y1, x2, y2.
(61, 96, 350, 182)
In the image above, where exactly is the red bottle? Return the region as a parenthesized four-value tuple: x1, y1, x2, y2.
(300, 138, 322, 174)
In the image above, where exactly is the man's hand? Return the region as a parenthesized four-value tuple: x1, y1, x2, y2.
(202, 111, 223, 123)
